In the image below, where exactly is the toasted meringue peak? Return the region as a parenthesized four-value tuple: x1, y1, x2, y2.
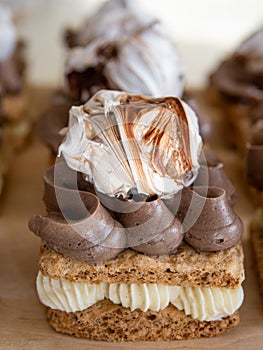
(59, 90, 202, 199)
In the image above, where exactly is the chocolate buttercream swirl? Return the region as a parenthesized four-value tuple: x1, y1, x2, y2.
(194, 148, 237, 206)
(210, 28, 263, 105)
(28, 161, 185, 263)
(28, 162, 126, 264)
(113, 196, 183, 255)
(176, 186, 243, 251)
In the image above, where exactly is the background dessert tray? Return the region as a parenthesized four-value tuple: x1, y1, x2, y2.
(0, 87, 263, 350)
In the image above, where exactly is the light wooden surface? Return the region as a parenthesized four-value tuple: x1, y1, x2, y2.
(1, 89, 263, 350)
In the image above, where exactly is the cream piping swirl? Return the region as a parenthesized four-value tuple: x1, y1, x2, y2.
(37, 271, 244, 321)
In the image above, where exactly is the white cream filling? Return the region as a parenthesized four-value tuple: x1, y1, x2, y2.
(36, 271, 243, 322)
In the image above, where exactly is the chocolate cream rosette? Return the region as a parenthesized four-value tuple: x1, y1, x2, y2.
(29, 90, 244, 341)
(209, 26, 263, 152)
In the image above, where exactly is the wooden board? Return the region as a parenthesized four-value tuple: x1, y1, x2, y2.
(1, 88, 263, 350)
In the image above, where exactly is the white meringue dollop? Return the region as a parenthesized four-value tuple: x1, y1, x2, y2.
(59, 90, 202, 199)
(65, 0, 185, 98)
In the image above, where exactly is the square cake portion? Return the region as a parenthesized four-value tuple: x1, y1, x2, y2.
(37, 242, 244, 341)
(0, 4, 30, 150)
(29, 90, 244, 341)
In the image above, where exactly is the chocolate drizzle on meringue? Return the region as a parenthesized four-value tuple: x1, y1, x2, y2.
(59, 90, 202, 199)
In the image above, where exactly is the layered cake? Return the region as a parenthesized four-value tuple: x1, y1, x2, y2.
(29, 90, 244, 341)
(209, 26, 263, 290)
(0, 4, 30, 150)
(209, 26, 263, 152)
(209, 26, 263, 179)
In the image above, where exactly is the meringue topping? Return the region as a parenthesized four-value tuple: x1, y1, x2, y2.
(65, 7, 185, 99)
(67, 0, 156, 47)
(59, 90, 202, 199)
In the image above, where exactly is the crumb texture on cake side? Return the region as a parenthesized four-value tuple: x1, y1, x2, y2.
(46, 300, 240, 341)
(39, 242, 245, 288)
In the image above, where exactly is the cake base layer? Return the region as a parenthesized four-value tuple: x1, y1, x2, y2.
(46, 300, 240, 341)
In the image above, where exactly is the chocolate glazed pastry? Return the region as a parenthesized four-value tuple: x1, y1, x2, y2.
(177, 186, 243, 252)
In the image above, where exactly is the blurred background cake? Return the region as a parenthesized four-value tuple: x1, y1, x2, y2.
(36, 0, 186, 159)
(0, 3, 29, 196)
(0, 4, 30, 150)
